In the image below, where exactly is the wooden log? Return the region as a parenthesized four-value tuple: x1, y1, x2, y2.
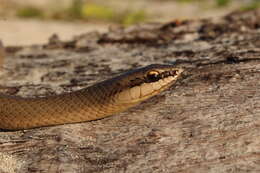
(0, 9, 260, 173)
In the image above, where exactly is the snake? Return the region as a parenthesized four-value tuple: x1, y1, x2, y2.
(0, 64, 183, 130)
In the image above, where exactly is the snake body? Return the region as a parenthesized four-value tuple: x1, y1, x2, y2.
(0, 64, 183, 130)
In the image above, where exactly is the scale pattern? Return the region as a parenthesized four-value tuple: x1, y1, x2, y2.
(0, 64, 183, 130)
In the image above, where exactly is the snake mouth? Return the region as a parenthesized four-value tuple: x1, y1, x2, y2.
(116, 68, 184, 104)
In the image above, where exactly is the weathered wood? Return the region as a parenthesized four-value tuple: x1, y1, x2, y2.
(0, 10, 260, 173)
(0, 41, 5, 67)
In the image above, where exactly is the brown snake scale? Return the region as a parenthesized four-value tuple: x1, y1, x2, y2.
(0, 64, 183, 130)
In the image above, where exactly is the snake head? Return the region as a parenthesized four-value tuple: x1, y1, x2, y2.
(113, 64, 184, 104)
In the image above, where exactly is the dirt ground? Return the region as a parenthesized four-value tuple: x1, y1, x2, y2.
(0, 19, 108, 46)
(0, 9, 260, 173)
(0, 0, 250, 46)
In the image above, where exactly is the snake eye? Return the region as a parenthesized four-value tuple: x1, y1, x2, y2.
(146, 71, 160, 82)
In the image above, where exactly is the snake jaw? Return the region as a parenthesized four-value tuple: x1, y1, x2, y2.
(116, 66, 184, 104)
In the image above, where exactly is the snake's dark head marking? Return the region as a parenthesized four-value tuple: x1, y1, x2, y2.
(106, 64, 184, 104)
(119, 64, 183, 86)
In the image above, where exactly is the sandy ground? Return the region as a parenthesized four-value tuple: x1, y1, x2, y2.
(0, 0, 248, 46)
(0, 19, 108, 46)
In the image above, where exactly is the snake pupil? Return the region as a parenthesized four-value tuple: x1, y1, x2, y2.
(147, 71, 160, 82)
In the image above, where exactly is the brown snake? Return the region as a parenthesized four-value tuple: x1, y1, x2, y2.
(0, 64, 183, 130)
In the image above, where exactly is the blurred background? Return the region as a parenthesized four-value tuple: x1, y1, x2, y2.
(0, 0, 259, 46)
